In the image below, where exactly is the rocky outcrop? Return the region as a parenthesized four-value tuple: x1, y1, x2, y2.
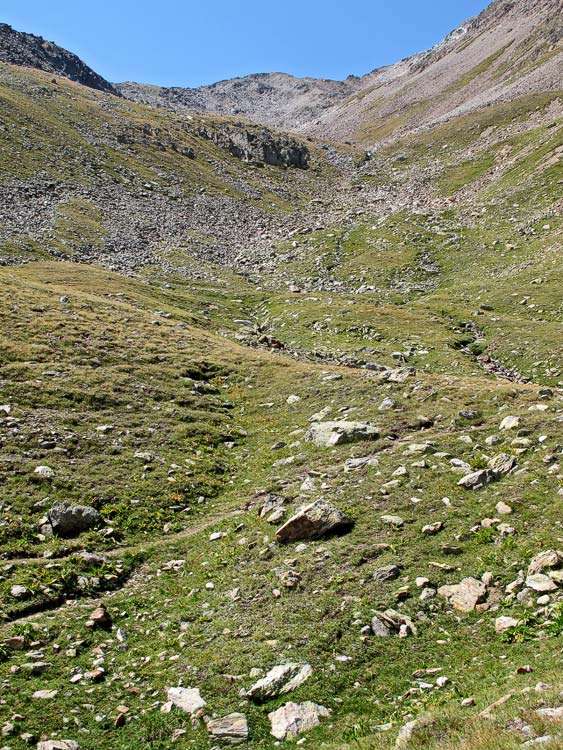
(0, 23, 118, 95)
(196, 122, 309, 169)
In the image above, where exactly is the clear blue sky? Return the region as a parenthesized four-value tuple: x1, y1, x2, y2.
(2, 0, 491, 87)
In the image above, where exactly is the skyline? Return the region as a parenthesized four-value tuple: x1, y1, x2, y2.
(1, 0, 490, 88)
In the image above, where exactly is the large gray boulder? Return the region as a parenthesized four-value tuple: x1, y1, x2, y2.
(305, 420, 379, 447)
(275, 499, 353, 543)
(47, 503, 102, 537)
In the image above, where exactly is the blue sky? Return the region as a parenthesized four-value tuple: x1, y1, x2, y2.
(2, 0, 490, 87)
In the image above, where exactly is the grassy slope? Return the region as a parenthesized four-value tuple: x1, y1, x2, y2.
(0, 69, 561, 750)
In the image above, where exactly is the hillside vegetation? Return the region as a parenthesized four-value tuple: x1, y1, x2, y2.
(0, 3, 562, 750)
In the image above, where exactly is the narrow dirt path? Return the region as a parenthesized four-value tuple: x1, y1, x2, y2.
(4, 507, 244, 569)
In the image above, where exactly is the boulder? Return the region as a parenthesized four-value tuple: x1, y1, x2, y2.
(275, 499, 353, 543)
(37, 742, 79, 750)
(47, 503, 102, 537)
(499, 415, 520, 430)
(268, 701, 330, 740)
(438, 577, 487, 612)
(372, 564, 401, 583)
(34, 465, 55, 480)
(458, 469, 494, 490)
(488, 453, 517, 476)
(395, 715, 434, 748)
(206, 713, 248, 745)
(305, 420, 379, 447)
(535, 706, 563, 722)
(246, 663, 312, 702)
(380, 514, 405, 528)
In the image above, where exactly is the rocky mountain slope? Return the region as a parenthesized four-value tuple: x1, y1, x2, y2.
(308, 0, 563, 143)
(117, 0, 562, 143)
(117, 72, 360, 131)
(0, 23, 118, 95)
(0, 2, 561, 750)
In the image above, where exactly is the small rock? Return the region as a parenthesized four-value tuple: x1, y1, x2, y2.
(268, 701, 330, 740)
(206, 713, 248, 745)
(167, 686, 206, 716)
(305, 420, 378, 447)
(495, 616, 519, 633)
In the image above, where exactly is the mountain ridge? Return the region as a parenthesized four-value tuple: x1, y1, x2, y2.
(0, 22, 118, 96)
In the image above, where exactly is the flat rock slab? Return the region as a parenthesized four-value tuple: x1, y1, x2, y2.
(206, 713, 248, 744)
(305, 420, 379, 447)
(268, 701, 330, 739)
(276, 499, 353, 543)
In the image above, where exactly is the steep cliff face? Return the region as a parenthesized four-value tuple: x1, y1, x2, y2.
(196, 120, 310, 168)
(0, 23, 118, 95)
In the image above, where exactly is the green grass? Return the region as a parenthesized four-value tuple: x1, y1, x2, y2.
(0, 60, 561, 750)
